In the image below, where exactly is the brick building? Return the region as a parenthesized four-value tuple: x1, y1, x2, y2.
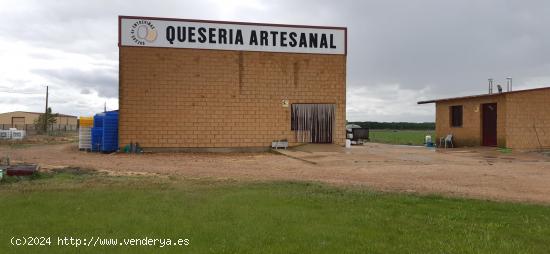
(418, 87, 550, 150)
(118, 16, 347, 151)
(0, 111, 78, 131)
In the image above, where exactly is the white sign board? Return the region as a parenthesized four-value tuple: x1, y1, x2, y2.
(119, 16, 347, 55)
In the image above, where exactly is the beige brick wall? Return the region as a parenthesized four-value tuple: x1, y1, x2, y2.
(0, 112, 39, 124)
(435, 96, 506, 147)
(55, 116, 78, 126)
(0, 112, 77, 126)
(505, 89, 550, 150)
(119, 47, 346, 148)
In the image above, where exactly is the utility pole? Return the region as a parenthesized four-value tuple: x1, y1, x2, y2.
(44, 86, 49, 132)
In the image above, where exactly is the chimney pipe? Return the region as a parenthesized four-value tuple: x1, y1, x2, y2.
(506, 77, 512, 92)
(488, 78, 494, 94)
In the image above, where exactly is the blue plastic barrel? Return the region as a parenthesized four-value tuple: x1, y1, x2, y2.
(91, 127, 103, 152)
(101, 111, 119, 152)
(93, 113, 105, 128)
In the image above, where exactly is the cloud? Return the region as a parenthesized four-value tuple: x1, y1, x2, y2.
(31, 68, 118, 98)
(347, 84, 434, 122)
(80, 88, 92, 95)
(1, 0, 549, 122)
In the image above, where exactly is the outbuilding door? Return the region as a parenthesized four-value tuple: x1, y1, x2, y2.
(482, 103, 497, 146)
(291, 104, 335, 143)
(12, 117, 25, 128)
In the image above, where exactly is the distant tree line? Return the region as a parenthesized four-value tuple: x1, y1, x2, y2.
(348, 121, 435, 130)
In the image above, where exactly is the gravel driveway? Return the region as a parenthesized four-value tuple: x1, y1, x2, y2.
(2, 142, 550, 204)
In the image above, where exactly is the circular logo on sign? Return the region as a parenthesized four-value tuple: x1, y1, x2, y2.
(130, 20, 157, 45)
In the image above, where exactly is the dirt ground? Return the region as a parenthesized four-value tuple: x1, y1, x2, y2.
(1, 142, 550, 204)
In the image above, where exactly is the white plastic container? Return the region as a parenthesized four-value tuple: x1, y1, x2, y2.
(10, 130, 25, 140)
(345, 139, 351, 148)
(0, 130, 11, 139)
(79, 127, 92, 149)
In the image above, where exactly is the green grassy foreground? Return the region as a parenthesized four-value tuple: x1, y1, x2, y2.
(1, 170, 549, 253)
(369, 129, 435, 146)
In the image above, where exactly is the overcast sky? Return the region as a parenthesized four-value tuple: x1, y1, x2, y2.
(1, 0, 549, 122)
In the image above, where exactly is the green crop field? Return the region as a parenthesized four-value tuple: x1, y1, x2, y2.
(368, 129, 435, 146)
(1, 170, 549, 253)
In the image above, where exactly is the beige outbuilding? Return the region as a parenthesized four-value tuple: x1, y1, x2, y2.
(0, 111, 78, 131)
(418, 87, 550, 150)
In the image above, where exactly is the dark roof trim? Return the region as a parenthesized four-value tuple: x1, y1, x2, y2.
(417, 86, 550, 104)
(118, 15, 347, 31)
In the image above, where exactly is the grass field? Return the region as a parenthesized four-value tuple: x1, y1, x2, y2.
(1, 170, 549, 253)
(368, 129, 435, 146)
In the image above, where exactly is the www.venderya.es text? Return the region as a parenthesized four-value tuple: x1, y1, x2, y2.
(10, 236, 190, 248)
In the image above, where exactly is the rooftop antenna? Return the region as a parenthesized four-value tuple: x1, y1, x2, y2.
(488, 78, 494, 94)
(506, 77, 512, 92)
(104, 101, 107, 112)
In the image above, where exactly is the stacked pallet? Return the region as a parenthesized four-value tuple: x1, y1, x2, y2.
(78, 117, 93, 150)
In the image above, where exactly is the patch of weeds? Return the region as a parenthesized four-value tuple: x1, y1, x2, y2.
(9, 143, 32, 149)
(1, 171, 52, 184)
(0, 142, 31, 149)
(497, 147, 512, 154)
(0, 167, 98, 184)
(50, 167, 97, 176)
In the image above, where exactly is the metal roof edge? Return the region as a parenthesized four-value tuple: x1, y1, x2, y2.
(417, 86, 550, 105)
